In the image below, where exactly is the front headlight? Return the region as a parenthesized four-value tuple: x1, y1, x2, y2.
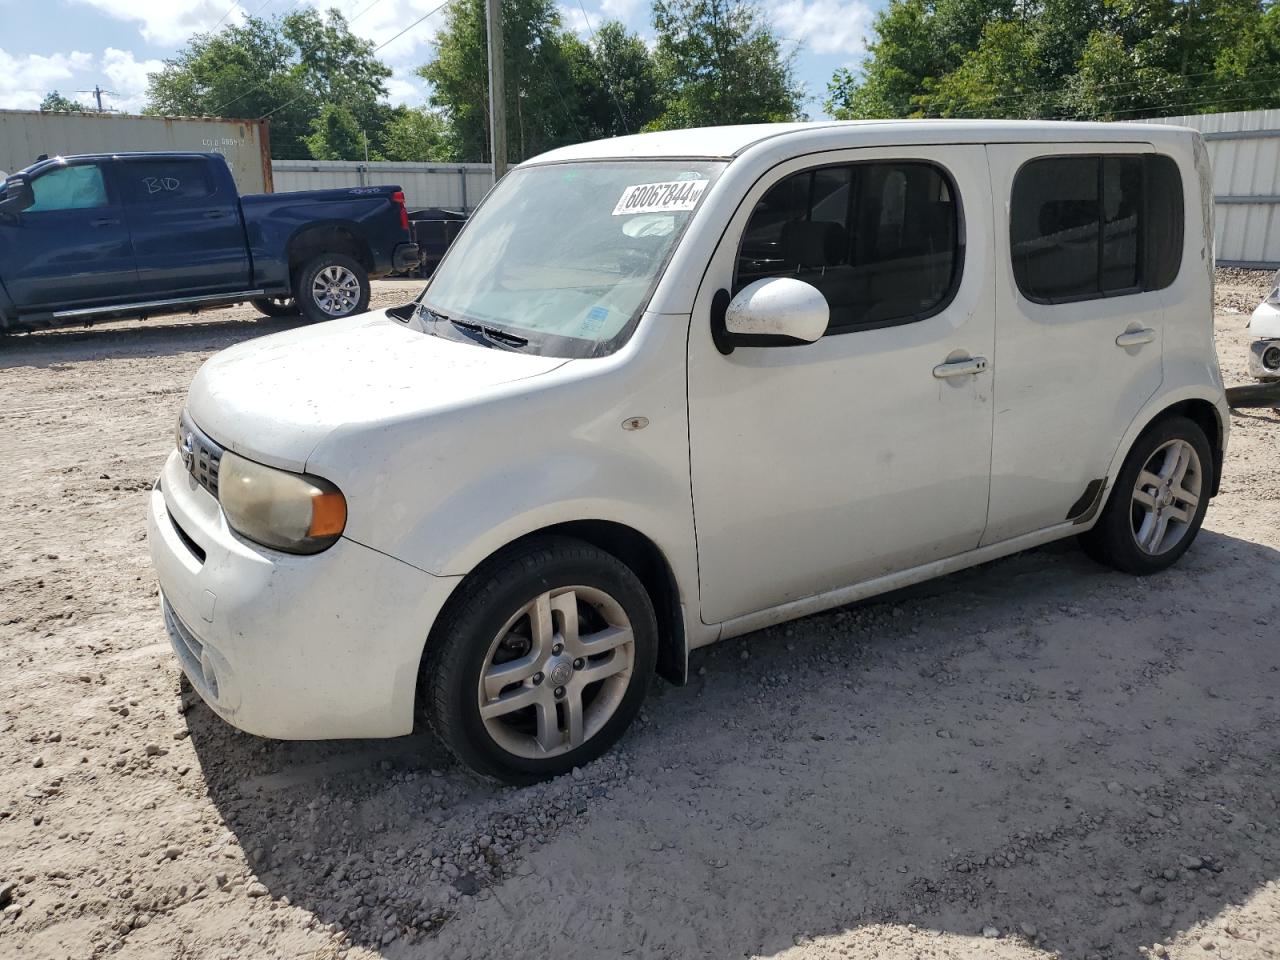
(217, 451, 347, 554)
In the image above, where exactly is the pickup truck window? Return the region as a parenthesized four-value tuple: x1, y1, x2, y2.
(124, 159, 215, 203)
(28, 164, 108, 212)
(421, 160, 724, 359)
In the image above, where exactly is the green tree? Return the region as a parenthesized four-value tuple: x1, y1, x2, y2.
(925, 20, 1045, 117)
(419, 0, 585, 163)
(146, 9, 390, 159)
(829, 0, 1280, 121)
(650, 0, 803, 128)
(565, 21, 663, 138)
(304, 103, 366, 159)
(40, 91, 89, 113)
(381, 106, 456, 161)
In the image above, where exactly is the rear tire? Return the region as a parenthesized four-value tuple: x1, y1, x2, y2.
(295, 253, 370, 323)
(424, 536, 658, 784)
(250, 296, 298, 318)
(1079, 415, 1213, 575)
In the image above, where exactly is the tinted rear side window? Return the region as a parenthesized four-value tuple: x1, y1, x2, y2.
(1011, 154, 1183, 303)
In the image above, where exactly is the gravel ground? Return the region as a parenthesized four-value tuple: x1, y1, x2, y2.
(1, 273, 1278, 960)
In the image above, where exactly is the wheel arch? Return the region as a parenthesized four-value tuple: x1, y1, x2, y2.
(1105, 389, 1227, 504)
(286, 222, 374, 278)
(423, 519, 690, 688)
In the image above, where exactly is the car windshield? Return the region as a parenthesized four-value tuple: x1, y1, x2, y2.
(419, 160, 724, 358)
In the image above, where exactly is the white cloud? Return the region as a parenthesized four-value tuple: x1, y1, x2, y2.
(71, 0, 245, 47)
(0, 49, 95, 111)
(100, 48, 166, 113)
(766, 0, 872, 57)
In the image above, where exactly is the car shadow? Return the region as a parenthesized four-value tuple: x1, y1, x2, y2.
(188, 527, 1280, 957)
(0, 313, 310, 370)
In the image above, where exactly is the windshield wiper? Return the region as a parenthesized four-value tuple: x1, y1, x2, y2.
(418, 303, 529, 350)
(449, 316, 529, 350)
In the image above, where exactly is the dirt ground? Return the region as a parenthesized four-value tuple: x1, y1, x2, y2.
(1, 273, 1278, 960)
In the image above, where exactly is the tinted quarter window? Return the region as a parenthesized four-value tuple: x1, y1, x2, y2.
(28, 164, 108, 212)
(1011, 153, 1183, 302)
(737, 161, 960, 331)
(127, 160, 215, 203)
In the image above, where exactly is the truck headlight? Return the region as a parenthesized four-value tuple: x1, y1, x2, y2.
(217, 451, 347, 554)
(1264, 344, 1280, 371)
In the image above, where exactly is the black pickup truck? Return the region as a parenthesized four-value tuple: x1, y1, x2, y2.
(0, 151, 419, 331)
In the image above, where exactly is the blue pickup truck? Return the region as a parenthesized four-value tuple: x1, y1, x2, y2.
(0, 152, 419, 331)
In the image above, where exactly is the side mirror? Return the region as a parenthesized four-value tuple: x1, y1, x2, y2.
(0, 175, 34, 219)
(710, 277, 829, 355)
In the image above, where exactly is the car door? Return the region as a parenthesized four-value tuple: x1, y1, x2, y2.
(0, 160, 137, 312)
(119, 156, 250, 297)
(982, 143, 1167, 544)
(687, 145, 996, 625)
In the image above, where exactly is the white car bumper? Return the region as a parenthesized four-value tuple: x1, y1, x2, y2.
(147, 449, 460, 740)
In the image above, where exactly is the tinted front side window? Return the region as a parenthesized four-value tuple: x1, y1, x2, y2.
(125, 160, 215, 203)
(1011, 154, 1183, 303)
(737, 161, 960, 331)
(28, 164, 108, 212)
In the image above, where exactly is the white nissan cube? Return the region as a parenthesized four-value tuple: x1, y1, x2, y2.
(149, 121, 1228, 782)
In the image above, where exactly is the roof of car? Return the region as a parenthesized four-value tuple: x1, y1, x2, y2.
(525, 119, 1196, 165)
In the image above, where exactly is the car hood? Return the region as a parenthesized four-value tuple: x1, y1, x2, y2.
(187, 310, 570, 471)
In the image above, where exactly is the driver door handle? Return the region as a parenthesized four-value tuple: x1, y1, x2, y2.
(933, 356, 989, 379)
(90, 217, 120, 227)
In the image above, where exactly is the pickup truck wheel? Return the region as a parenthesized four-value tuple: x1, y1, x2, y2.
(250, 296, 298, 318)
(296, 253, 370, 323)
(424, 536, 658, 784)
(1079, 415, 1213, 575)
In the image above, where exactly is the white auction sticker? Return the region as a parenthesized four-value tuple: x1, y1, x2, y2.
(612, 179, 708, 216)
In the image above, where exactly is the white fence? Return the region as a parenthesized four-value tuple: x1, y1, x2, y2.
(270, 159, 494, 213)
(1138, 110, 1280, 269)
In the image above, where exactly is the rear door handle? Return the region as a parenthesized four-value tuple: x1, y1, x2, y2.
(202, 210, 230, 219)
(90, 217, 120, 227)
(1116, 328, 1156, 347)
(933, 356, 989, 378)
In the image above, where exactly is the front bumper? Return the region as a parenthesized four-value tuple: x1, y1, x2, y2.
(147, 449, 460, 740)
(392, 242, 421, 273)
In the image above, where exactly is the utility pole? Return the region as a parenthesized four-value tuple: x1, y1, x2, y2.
(76, 86, 117, 112)
(485, 0, 507, 180)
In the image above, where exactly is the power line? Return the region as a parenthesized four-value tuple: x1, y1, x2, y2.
(259, 1, 447, 119)
(210, 1, 244, 31)
(349, 0, 391, 24)
(930, 74, 1280, 121)
(574, 0, 631, 135)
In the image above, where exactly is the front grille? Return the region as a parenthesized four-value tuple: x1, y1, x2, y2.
(178, 410, 223, 497)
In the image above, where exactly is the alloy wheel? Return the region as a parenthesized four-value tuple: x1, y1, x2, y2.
(1130, 438, 1202, 555)
(311, 265, 361, 316)
(477, 585, 635, 759)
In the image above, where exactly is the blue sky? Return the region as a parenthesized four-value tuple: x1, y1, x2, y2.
(0, 0, 876, 121)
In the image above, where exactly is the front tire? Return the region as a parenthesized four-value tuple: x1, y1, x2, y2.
(424, 537, 658, 784)
(1080, 415, 1214, 575)
(295, 253, 370, 323)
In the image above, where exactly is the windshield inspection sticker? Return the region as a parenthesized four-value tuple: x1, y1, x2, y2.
(613, 179, 707, 216)
(581, 306, 609, 335)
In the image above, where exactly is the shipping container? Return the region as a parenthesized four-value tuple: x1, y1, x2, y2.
(0, 110, 273, 194)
